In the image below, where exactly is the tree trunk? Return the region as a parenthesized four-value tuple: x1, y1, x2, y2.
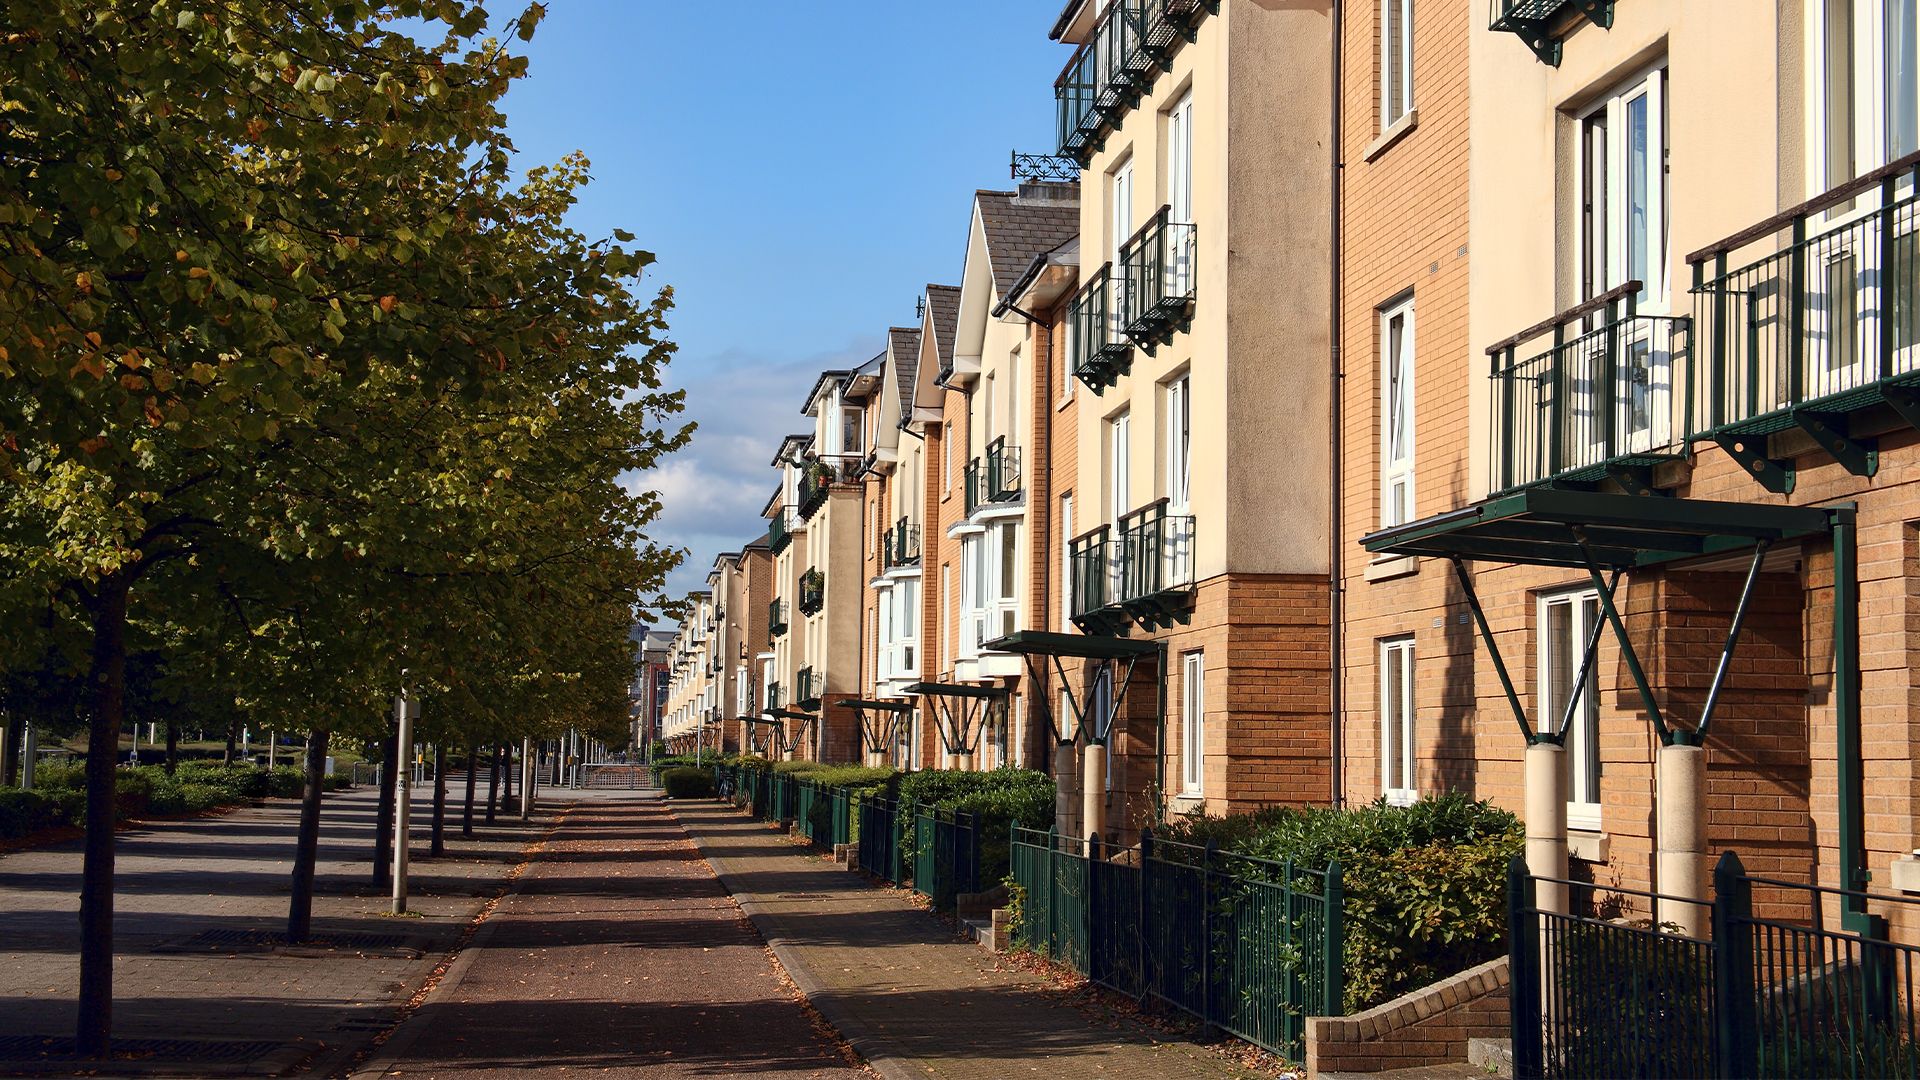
(287, 728, 330, 944)
(164, 722, 178, 776)
(501, 742, 515, 814)
(372, 728, 398, 889)
(2, 711, 21, 787)
(461, 741, 477, 837)
(77, 576, 129, 1058)
(485, 744, 502, 823)
(429, 744, 447, 858)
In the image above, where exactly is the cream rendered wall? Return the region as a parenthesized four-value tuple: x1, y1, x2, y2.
(1074, 0, 1331, 578)
(1467, 1, 1780, 499)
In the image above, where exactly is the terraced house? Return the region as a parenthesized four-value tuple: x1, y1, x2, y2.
(851, 326, 926, 770)
(659, 590, 715, 755)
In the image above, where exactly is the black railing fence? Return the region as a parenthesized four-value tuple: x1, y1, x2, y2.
(1510, 851, 1920, 1080)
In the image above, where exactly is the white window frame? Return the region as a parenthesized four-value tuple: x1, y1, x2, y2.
(1381, 0, 1414, 128)
(1814, 0, 1920, 195)
(1168, 92, 1194, 225)
(896, 578, 918, 675)
(1380, 637, 1416, 806)
(1166, 373, 1191, 511)
(1538, 588, 1604, 832)
(1180, 651, 1205, 795)
(1380, 298, 1415, 528)
(1109, 410, 1131, 523)
(1060, 493, 1075, 632)
(1111, 155, 1134, 266)
(1577, 64, 1668, 311)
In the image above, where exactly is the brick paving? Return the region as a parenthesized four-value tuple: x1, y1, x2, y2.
(676, 802, 1250, 1080)
(0, 775, 551, 1076)
(356, 794, 870, 1079)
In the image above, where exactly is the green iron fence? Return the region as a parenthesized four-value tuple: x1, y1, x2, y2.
(1117, 206, 1195, 351)
(1069, 264, 1132, 393)
(856, 794, 907, 885)
(1010, 825, 1343, 1062)
(1509, 850, 1920, 1079)
(911, 803, 980, 910)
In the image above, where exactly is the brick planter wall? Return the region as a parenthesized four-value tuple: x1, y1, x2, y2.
(1305, 956, 1508, 1077)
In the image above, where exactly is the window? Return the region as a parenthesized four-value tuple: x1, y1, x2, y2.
(995, 522, 1019, 640)
(1109, 410, 1131, 522)
(1180, 651, 1205, 795)
(842, 406, 862, 455)
(1380, 299, 1415, 527)
(1111, 156, 1134, 265)
(940, 563, 951, 670)
(1579, 66, 1667, 308)
(1166, 374, 1191, 510)
(1539, 590, 1603, 831)
(943, 422, 953, 490)
(1380, 637, 1416, 805)
(1821, 0, 1920, 193)
(1168, 92, 1194, 225)
(877, 589, 892, 679)
(1381, 0, 1414, 127)
(961, 534, 984, 656)
(1060, 494, 1075, 631)
(961, 524, 1019, 654)
(897, 578, 918, 673)
(1090, 666, 1114, 791)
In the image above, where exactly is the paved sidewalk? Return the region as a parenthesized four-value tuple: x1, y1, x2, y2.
(676, 802, 1249, 1080)
(355, 794, 870, 1079)
(0, 774, 556, 1076)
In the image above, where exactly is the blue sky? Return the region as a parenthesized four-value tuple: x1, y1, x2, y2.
(488, 2, 1071, 608)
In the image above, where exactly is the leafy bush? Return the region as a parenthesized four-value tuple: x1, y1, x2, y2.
(0, 789, 69, 839)
(176, 783, 238, 813)
(798, 765, 897, 791)
(267, 765, 304, 798)
(1156, 793, 1521, 1012)
(896, 768, 1056, 884)
(33, 761, 85, 791)
(661, 767, 715, 799)
(322, 772, 351, 792)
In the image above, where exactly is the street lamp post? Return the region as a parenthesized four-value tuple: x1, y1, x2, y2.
(391, 691, 415, 915)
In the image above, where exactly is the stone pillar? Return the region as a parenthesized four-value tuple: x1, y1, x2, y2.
(1657, 743, 1708, 937)
(1082, 742, 1107, 845)
(19, 724, 35, 791)
(1524, 742, 1568, 915)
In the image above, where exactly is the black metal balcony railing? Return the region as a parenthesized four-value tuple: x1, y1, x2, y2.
(1490, 306, 1690, 494)
(1118, 206, 1196, 353)
(799, 568, 825, 616)
(768, 598, 788, 641)
(768, 504, 795, 555)
(1068, 525, 1127, 636)
(962, 438, 1023, 517)
(766, 681, 782, 712)
(1489, 0, 1615, 68)
(1115, 500, 1196, 630)
(1071, 264, 1134, 393)
(1054, 0, 1218, 165)
(1687, 152, 1920, 492)
(796, 455, 860, 521)
(882, 519, 921, 569)
(1011, 150, 1079, 184)
(796, 666, 819, 706)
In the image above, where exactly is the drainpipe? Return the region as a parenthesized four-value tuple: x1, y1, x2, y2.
(1327, 0, 1347, 808)
(1832, 504, 1873, 933)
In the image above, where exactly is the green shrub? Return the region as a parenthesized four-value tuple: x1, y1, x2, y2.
(894, 768, 1056, 884)
(661, 767, 715, 799)
(267, 765, 304, 798)
(1156, 793, 1522, 1012)
(33, 761, 85, 791)
(0, 789, 65, 839)
(113, 773, 152, 820)
(322, 772, 351, 792)
(176, 783, 239, 813)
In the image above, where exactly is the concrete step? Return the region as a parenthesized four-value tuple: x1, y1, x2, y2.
(1468, 1037, 1512, 1077)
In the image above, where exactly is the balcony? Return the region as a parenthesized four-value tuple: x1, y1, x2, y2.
(1054, 0, 1218, 166)
(766, 681, 782, 712)
(1687, 151, 1920, 493)
(963, 438, 1024, 516)
(1011, 150, 1079, 183)
(1489, 0, 1615, 68)
(796, 666, 820, 707)
(1118, 206, 1195, 352)
(768, 599, 787, 641)
(799, 568, 825, 616)
(1070, 264, 1134, 393)
(1068, 504, 1196, 636)
(768, 504, 796, 555)
(1488, 290, 1689, 495)
(882, 518, 921, 570)
(797, 455, 860, 521)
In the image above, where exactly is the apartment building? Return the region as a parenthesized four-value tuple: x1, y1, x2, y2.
(703, 544, 772, 756)
(659, 590, 715, 755)
(917, 182, 1079, 782)
(1016, 0, 1336, 843)
(1342, 0, 1920, 939)
(851, 326, 926, 769)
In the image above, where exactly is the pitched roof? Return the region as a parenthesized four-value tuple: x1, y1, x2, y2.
(976, 189, 1080, 299)
(924, 284, 961, 374)
(887, 327, 921, 417)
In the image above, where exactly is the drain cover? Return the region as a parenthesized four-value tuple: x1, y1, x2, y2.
(0, 1035, 281, 1064)
(153, 928, 411, 954)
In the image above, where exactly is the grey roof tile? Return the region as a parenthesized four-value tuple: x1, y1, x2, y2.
(924, 284, 961, 372)
(977, 189, 1080, 300)
(887, 327, 921, 414)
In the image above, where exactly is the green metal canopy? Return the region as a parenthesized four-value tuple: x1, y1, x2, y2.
(836, 698, 915, 711)
(837, 698, 913, 761)
(900, 681, 1008, 698)
(1361, 487, 1831, 569)
(982, 630, 1159, 659)
(903, 682, 1006, 755)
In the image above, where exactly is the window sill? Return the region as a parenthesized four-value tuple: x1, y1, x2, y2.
(1057, 395, 1074, 412)
(1568, 829, 1609, 863)
(1364, 555, 1419, 583)
(1362, 108, 1419, 163)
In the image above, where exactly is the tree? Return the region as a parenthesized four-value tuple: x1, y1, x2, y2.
(0, 0, 689, 1054)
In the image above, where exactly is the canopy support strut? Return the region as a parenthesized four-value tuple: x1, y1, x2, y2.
(1451, 555, 1536, 742)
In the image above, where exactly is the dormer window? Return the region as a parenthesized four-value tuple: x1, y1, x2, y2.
(841, 407, 862, 454)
